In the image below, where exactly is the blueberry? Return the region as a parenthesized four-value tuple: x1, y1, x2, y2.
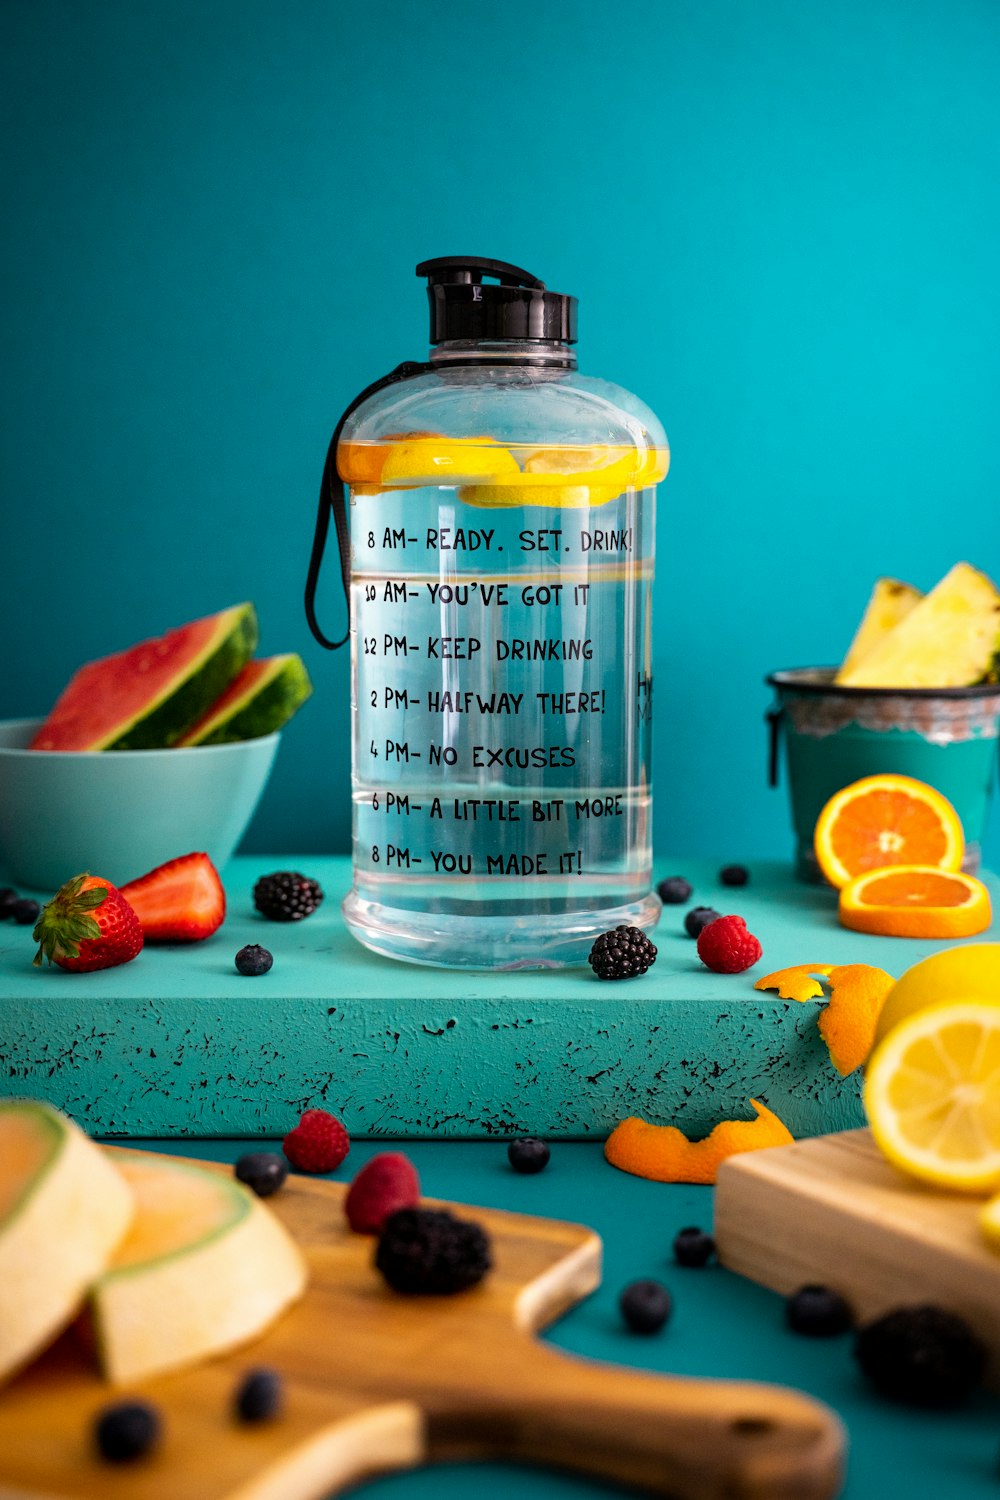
(619, 1279, 672, 1334)
(235, 944, 273, 976)
(684, 906, 721, 939)
(657, 876, 692, 905)
(0, 887, 18, 920)
(235, 1151, 288, 1198)
(786, 1284, 854, 1338)
(672, 1226, 715, 1268)
(720, 865, 749, 887)
(507, 1138, 550, 1174)
(12, 898, 40, 926)
(234, 1367, 283, 1423)
(94, 1400, 162, 1462)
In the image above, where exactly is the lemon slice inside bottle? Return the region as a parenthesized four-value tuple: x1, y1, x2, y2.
(379, 437, 520, 488)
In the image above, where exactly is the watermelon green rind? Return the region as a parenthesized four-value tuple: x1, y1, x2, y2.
(30, 604, 259, 752)
(177, 655, 313, 746)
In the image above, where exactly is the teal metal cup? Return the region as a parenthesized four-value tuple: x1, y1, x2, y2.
(766, 669, 1000, 881)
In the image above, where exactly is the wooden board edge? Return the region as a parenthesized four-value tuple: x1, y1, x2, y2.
(225, 1400, 424, 1500)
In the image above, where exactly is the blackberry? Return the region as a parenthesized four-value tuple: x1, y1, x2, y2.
(12, 898, 40, 926)
(786, 1284, 853, 1338)
(234, 1367, 283, 1423)
(854, 1304, 986, 1408)
(235, 1151, 288, 1198)
(589, 926, 657, 981)
(507, 1137, 550, 1174)
(720, 864, 749, 887)
(94, 1400, 162, 1462)
(672, 1226, 715, 1268)
(253, 871, 324, 922)
(657, 876, 692, 905)
(0, 887, 18, 919)
(376, 1207, 491, 1294)
(235, 944, 273, 976)
(620, 1279, 672, 1334)
(684, 906, 721, 939)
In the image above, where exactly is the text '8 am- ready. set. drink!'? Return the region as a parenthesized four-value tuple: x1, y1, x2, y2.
(307, 258, 668, 969)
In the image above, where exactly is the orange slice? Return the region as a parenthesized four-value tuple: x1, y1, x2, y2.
(813, 774, 965, 889)
(839, 865, 992, 939)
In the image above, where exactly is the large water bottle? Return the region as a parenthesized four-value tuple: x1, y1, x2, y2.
(307, 257, 668, 968)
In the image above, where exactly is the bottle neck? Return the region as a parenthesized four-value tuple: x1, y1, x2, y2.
(430, 339, 576, 370)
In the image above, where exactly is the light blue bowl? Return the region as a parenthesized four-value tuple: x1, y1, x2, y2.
(0, 719, 280, 891)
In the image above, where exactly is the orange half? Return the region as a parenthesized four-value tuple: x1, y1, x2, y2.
(813, 773, 965, 889)
(839, 865, 992, 939)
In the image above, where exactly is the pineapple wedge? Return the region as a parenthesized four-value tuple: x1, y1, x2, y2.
(838, 563, 1000, 688)
(837, 578, 923, 681)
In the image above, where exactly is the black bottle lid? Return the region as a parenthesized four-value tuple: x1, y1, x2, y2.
(415, 257, 577, 345)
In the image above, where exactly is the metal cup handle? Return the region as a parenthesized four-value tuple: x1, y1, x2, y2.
(766, 704, 783, 788)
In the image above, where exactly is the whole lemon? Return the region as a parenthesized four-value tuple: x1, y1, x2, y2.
(873, 943, 1000, 1048)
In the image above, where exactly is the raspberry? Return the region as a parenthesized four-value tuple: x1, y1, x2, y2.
(282, 1108, 350, 1173)
(696, 914, 762, 973)
(345, 1152, 420, 1233)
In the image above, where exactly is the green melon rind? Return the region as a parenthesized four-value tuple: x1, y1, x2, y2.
(108, 604, 259, 750)
(180, 655, 313, 746)
(0, 1100, 63, 1234)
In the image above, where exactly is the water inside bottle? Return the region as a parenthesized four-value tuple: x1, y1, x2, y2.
(341, 440, 664, 967)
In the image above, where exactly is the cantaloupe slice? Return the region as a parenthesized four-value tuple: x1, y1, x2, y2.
(0, 1101, 133, 1383)
(91, 1152, 307, 1383)
(836, 578, 923, 681)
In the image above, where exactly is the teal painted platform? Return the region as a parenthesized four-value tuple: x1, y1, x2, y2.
(1, 858, 996, 1139)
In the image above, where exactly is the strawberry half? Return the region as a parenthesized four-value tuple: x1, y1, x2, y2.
(120, 852, 226, 942)
(33, 874, 143, 973)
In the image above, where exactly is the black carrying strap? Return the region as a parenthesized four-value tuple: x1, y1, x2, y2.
(305, 361, 433, 649)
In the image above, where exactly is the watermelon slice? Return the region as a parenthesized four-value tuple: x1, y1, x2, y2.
(30, 604, 258, 751)
(176, 654, 313, 746)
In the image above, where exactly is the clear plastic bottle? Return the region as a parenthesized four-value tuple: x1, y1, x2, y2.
(309, 258, 668, 968)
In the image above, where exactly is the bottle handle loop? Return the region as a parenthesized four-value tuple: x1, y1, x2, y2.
(305, 362, 433, 650)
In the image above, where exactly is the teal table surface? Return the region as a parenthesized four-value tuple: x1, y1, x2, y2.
(129, 1134, 1000, 1500)
(3, 858, 997, 1140)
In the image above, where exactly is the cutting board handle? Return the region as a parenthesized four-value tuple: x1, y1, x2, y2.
(430, 1340, 845, 1500)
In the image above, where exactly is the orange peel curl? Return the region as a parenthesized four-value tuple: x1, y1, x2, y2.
(754, 962, 895, 1075)
(604, 1099, 793, 1185)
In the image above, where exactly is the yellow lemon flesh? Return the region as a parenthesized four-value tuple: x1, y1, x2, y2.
(873, 944, 1000, 1049)
(864, 1000, 1000, 1192)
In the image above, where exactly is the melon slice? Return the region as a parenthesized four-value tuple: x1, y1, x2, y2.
(836, 578, 923, 681)
(837, 563, 1000, 688)
(176, 654, 313, 746)
(30, 603, 259, 751)
(0, 1101, 133, 1383)
(92, 1152, 307, 1383)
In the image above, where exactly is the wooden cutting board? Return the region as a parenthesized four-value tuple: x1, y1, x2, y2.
(716, 1128, 1000, 1386)
(0, 1149, 844, 1500)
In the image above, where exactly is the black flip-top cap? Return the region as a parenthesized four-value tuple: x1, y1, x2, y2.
(415, 256, 577, 344)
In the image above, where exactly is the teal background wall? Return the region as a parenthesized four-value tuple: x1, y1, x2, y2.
(2, 0, 999, 866)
